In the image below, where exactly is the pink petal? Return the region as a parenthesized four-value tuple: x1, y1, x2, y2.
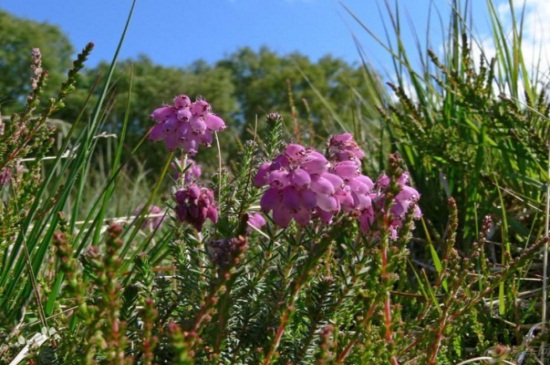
(204, 188, 215, 202)
(390, 201, 407, 217)
(175, 190, 187, 205)
(151, 106, 174, 122)
(414, 205, 422, 219)
(191, 100, 210, 116)
(254, 163, 272, 187)
(272, 204, 292, 228)
(247, 212, 266, 231)
(299, 190, 317, 209)
(397, 172, 410, 186)
(205, 114, 226, 131)
(351, 175, 374, 192)
(335, 189, 354, 209)
(322, 172, 344, 189)
(164, 116, 179, 132)
(359, 208, 374, 232)
(333, 161, 360, 180)
(310, 175, 335, 195)
(316, 194, 338, 212)
(200, 131, 213, 146)
(377, 174, 390, 188)
(149, 123, 166, 141)
(260, 188, 280, 211)
(207, 205, 218, 223)
(304, 151, 327, 162)
(389, 226, 399, 240)
(190, 116, 207, 134)
(285, 144, 306, 161)
(352, 192, 372, 211)
(177, 123, 190, 139)
(175, 205, 187, 222)
(289, 168, 311, 189)
(177, 108, 192, 122)
(353, 149, 365, 160)
(330, 133, 353, 145)
(187, 185, 201, 199)
(268, 170, 290, 189)
(292, 207, 311, 226)
(164, 133, 180, 150)
(396, 186, 419, 201)
(182, 138, 199, 154)
(316, 209, 333, 224)
(271, 155, 290, 170)
(173, 95, 191, 109)
(282, 186, 300, 210)
(301, 152, 328, 174)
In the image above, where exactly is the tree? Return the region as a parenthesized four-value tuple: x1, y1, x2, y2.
(216, 47, 385, 149)
(0, 10, 74, 112)
(56, 48, 386, 178)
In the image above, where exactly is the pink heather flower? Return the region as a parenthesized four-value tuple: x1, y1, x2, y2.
(149, 95, 226, 154)
(326, 133, 374, 215)
(376, 173, 390, 189)
(391, 184, 421, 219)
(328, 132, 365, 164)
(246, 212, 266, 233)
(134, 205, 165, 231)
(256, 132, 422, 237)
(359, 171, 421, 239)
(172, 158, 202, 184)
(254, 143, 344, 228)
(174, 184, 218, 231)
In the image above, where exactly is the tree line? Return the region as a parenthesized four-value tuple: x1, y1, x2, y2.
(0, 9, 386, 176)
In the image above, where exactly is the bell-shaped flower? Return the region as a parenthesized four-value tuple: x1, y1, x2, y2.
(328, 132, 365, 162)
(174, 184, 218, 231)
(149, 94, 226, 154)
(247, 212, 267, 233)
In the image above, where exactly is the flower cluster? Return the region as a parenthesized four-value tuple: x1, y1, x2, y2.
(172, 157, 202, 184)
(255, 143, 351, 227)
(255, 134, 421, 238)
(174, 184, 218, 231)
(149, 95, 226, 154)
(361, 172, 422, 239)
(326, 133, 374, 216)
(147, 93, 223, 232)
(327, 132, 365, 162)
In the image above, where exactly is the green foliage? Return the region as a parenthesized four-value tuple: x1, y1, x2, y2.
(0, 9, 385, 180)
(346, 0, 549, 248)
(52, 46, 382, 178)
(1, 0, 550, 364)
(0, 10, 74, 112)
(381, 33, 548, 249)
(0, 43, 93, 325)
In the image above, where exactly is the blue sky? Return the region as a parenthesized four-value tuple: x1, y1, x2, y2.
(0, 0, 529, 74)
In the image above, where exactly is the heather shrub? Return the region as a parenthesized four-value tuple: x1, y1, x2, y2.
(1, 0, 549, 364)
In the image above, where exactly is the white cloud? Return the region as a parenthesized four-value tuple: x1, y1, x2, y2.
(458, 0, 550, 102)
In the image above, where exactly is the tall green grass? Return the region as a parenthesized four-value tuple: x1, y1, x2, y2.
(1, 0, 550, 363)
(339, 0, 549, 360)
(350, 0, 548, 244)
(0, 0, 166, 337)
